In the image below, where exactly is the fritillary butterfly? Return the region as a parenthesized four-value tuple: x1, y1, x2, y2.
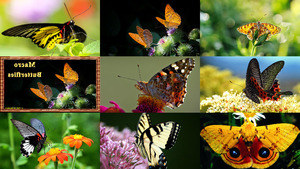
(30, 82, 53, 102)
(55, 63, 79, 85)
(156, 4, 181, 30)
(237, 21, 281, 41)
(128, 26, 153, 48)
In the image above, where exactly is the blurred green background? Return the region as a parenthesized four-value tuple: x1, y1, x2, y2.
(0, 0, 100, 56)
(101, 113, 200, 168)
(100, 57, 200, 112)
(200, 113, 300, 169)
(200, 0, 300, 56)
(0, 113, 100, 169)
(4, 59, 96, 109)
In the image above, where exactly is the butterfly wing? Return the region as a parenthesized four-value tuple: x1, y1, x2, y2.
(164, 4, 181, 29)
(30, 118, 47, 153)
(256, 124, 300, 152)
(141, 58, 195, 108)
(30, 82, 48, 101)
(250, 137, 279, 169)
(43, 85, 53, 101)
(261, 61, 284, 90)
(136, 113, 180, 168)
(201, 125, 241, 154)
(142, 29, 153, 48)
(221, 137, 253, 169)
(2, 21, 86, 50)
(63, 63, 79, 84)
(260, 23, 281, 35)
(129, 32, 147, 48)
(243, 58, 263, 103)
(11, 119, 45, 157)
(237, 23, 257, 40)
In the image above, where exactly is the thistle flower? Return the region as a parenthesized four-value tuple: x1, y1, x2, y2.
(100, 124, 148, 169)
(38, 148, 73, 165)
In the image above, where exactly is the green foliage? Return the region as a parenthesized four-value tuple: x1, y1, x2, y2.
(200, 0, 298, 56)
(52, 40, 100, 56)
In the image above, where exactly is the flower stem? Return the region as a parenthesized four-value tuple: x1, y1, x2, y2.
(54, 160, 58, 169)
(9, 113, 19, 169)
(71, 148, 79, 169)
(251, 45, 256, 56)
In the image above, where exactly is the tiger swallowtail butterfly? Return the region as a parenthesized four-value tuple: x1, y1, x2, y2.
(11, 118, 47, 157)
(243, 58, 292, 103)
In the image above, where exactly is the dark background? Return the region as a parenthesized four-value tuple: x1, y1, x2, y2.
(100, 0, 200, 56)
(4, 59, 96, 109)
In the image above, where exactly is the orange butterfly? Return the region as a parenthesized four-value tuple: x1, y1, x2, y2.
(55, 63, 78, 85)
(237, 21, 281, 41)
(156, 4, 181, 29)
(201, 113, 299, 169)
(128, 26, 153, 48)
(30, 82, 53, 102)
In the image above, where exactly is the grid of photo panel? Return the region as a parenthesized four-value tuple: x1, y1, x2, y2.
(201, 0, 300, 169)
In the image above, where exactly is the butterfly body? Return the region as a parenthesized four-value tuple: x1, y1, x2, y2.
(201, 120, 300, 169)
(243, 58, 292, 103)
(55, 63, 79, 85)
(128, 26, 153, 48)
(136, 113, 180, 168)
(30, 82, 53, 102)
(156, 4, 181, 30)
(2, 20, 86, 50)
(135, 58, 195, 109)
(11, 119, 47, 157)
(237, 21, 281, 41)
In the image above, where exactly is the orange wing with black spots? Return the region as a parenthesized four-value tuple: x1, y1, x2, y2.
(128, 26, 153, 48)
(237, 22, 281, 41)
(30, 82, 53, 102)
(156, 4, 181, 29)
(135, 58, 195, 109)
(55, 63, 79, 85)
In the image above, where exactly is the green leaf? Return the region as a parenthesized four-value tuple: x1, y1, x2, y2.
(81, 40, 100, 56)
(16, 155, 28, 166)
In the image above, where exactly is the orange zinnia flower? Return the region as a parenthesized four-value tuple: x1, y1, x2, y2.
(63, 134, 94, 149)
(38, 148, 73, 165)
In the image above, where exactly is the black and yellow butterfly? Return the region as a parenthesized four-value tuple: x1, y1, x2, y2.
(2, 20, 86, 50)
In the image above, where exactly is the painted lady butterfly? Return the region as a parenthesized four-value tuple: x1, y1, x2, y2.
(237, 21, 281, 41)
(135, 58, 195, 109)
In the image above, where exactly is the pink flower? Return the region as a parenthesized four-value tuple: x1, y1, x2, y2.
(100, 123, 148, 169)
(100, 101, 125, 113)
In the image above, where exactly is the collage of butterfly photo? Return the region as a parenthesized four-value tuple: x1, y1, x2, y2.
(200, 0, 300, 168)
(0, 0, 203, 168)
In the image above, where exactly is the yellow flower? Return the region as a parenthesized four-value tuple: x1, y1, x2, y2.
(38, 148, 73, 165)
(63, 134, 94, 149)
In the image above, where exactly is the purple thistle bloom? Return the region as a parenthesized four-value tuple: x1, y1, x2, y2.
(8, 0, 62, 23)
(66, 84, 75, 90)
(100, 123, 148, 169)
(158, 38, 165, 44)
(148, 47, 155, 56)
(167, 28, 177, 35)
(48, 101, 55, 109)
(100, 100, 125, 113)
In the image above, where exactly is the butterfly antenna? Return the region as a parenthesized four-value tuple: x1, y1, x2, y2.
(137, 64, 142, 81)
(72, 4, 92, 20)
(64, 3, 73, 20)
(229, 80, 243, 89)
(117, 75, 137, 81)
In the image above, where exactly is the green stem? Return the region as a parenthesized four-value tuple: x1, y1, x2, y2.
(251, 45, 256, 56)
(54, 160, 58, 169)
(9, 113, 19, 169)
(71, 148, 79, 169)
